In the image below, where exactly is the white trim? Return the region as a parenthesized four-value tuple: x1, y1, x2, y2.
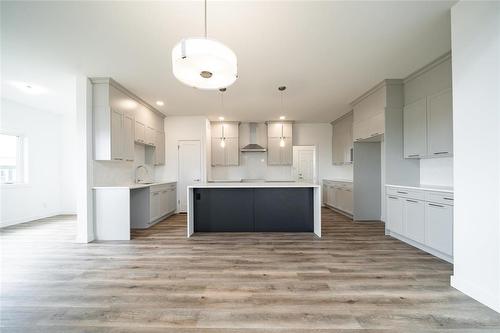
(387, 229, 453, 263)
(0, 211, 65, 228)
(451, 276, 500, 313)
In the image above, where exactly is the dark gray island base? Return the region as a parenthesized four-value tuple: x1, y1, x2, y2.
(194, 188, 313, 232)
(187, 182, 322, 237)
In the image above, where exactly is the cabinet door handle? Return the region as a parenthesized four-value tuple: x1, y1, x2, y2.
(444, 197, 454, 201)
(408, 154, 419, 157)
(406, 199, 418, 203)
(113, 158, 123, 160)
(397, 191, 408, 194)
(428, 203, 444, 208)
(433, 151, 449, 155)
(388, 196, 398, 200)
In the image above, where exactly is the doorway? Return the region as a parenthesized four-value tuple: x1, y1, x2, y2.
(292, 145, 317, 183)
(177, 140, 201, 212)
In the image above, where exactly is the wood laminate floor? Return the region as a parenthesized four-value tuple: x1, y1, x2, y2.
(1, 209, 500, 332)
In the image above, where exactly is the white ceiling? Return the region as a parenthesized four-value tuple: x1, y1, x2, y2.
(1, 1, 454, 121)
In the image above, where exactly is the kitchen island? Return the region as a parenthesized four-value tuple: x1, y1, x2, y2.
(187, 182, 321, 238)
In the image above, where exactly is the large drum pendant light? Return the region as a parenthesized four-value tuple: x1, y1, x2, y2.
(172, 0, 238, 90)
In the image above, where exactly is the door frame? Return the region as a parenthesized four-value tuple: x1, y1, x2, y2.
(292, 145, 318, 184)
(177, 140, 202, 213)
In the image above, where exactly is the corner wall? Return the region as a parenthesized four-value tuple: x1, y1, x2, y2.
(450, 0, 500, 312)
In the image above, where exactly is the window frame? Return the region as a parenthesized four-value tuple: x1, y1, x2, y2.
(0, 131, 28, 187)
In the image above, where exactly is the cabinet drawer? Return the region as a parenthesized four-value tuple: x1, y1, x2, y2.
(425, 191, 454, 206)
(386, 187, 424, 200)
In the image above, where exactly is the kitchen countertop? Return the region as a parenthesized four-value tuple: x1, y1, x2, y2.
(323, 178, 353, 183)
(385, 184, 453, 193)
(93, 181, 177, 190)
(189, 182, 320, 188)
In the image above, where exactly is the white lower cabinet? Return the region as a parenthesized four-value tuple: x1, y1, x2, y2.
(385, 186, 453, 262)
(386, 195, 404, 234)
(323, 180, 353, 216)
(425, 202, 453, 256)
(150, 183, 177, 224)
(404, 199, 425, 244)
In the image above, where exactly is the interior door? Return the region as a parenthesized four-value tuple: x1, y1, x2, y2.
(292, 146, 316, 183)
(178, 140, 201, 212)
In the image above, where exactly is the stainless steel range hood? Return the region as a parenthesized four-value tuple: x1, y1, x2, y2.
(240, 123, 266, 152)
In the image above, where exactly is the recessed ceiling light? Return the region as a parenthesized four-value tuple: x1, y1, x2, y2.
(219, 116, 224, 121)
(279, 116, 286, 120)
(11, 81, 47, 95)
(156, 100, 164, 106)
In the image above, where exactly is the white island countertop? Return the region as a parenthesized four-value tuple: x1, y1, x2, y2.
(189, 182, 320, 189)
(93, 181, 176, 190)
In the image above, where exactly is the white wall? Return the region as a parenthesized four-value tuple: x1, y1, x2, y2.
(155, 116, 208, 182)
(293, 123, 353, 181)
(450, 0, 500, 313)
(0, 99, 76, 227)
(420, 157, 453, 186)
(210, 123, 353, 182)
(60, 112, 77, 213)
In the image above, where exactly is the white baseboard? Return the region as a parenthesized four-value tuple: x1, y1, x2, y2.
(387, 229, 453, 264)
(0, 211, 74, 228)
(451, 275, 500, 313)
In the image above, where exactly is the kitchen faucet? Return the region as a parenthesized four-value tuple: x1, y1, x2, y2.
(135, 165, 151, 184)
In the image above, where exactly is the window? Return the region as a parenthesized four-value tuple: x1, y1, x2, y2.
(0, 133, 27, 184)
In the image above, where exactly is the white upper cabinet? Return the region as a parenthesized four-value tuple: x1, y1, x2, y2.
(91, 78, 165, 162)
(403, 98, 427, 158)
(403, 56, 452, 159)
(154, 130, 165, 165)
(267, 121, 293, 165)
(352, 85, 386, 141)
(110, 109, 124, 161)
(427, 88, 453, 157)
(331, 112, 353, 165)
(123, 114, 135, 162)
(211, 122, 239, 166)
(134, 121, 146, 144)
(402, 88, 453, 159)
(146, 126, 156, 146)
(268, 122, 293, 138)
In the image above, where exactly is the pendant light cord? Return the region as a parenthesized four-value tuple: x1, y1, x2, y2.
(204, 0, 207, 38)
(280, 90, 284, 139)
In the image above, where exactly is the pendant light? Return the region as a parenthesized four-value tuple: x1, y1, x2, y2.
(219, 88, 226, 148)
(172, 0, 238, 90)
(278, 86, 287, 147)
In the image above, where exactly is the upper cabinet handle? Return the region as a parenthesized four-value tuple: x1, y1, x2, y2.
(428, 203, 444, 208)
(433, 152, 448, 155)
(408, 154, 419, 157)
(444, 197, 454, 201)
(397, 191, 408, 194)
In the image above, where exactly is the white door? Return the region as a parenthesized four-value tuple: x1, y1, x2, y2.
(292, 146, 317, 183)
(178, 140, 201, 212)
